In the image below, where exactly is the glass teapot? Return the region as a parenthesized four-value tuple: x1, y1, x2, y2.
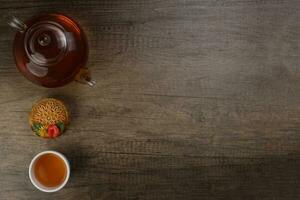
(7, 14, 95, 88)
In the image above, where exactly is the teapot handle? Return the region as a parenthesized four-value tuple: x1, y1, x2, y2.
(6, 15, 27, 33)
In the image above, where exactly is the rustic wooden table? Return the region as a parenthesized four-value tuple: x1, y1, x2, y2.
(0, 0, 300, 199)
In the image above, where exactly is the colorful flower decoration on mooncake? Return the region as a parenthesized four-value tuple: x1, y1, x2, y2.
(29, 98, 69, 138)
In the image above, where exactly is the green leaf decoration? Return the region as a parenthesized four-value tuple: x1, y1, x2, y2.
(34, 131, 40, 136)
(57, 122, 65, 133)
(32, 123, 43, 136)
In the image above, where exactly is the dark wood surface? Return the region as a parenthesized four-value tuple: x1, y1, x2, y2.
(0, 0, 300, 199)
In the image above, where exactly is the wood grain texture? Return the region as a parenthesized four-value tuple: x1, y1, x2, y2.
(0, 0, 300, 199)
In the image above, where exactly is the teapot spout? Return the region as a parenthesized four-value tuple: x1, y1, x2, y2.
(75, 68, 96, 87)
(6, 15, 27, 33)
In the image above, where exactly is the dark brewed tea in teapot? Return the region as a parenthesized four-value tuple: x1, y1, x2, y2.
(9, 14, 94, 87)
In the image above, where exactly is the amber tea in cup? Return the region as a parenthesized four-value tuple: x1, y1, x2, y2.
(29, 151, 70, 192)
(34, 153, 66, 187)
(7, 14, 95, 87)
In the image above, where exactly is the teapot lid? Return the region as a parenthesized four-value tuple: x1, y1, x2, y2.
(25, 21, 67, 67)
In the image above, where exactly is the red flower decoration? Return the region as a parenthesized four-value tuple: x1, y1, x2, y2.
(48, 124, 60, 138)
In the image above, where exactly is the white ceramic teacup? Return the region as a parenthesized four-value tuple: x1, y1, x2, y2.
(29, 150, 70, 192)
